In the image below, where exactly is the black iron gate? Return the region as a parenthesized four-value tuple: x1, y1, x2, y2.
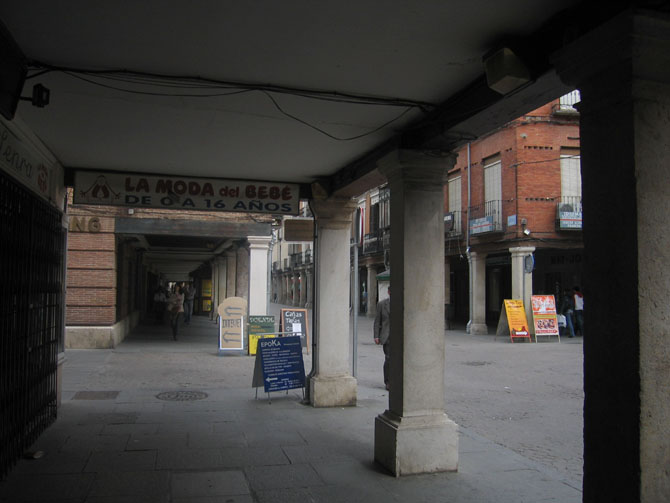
(0, 169, 65, 478)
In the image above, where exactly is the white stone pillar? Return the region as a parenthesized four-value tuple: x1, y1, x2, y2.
(510, 247, 535, 329)
(374, 150, 458, 476)
(367, 265, 378, 318)
(236, 245, 249, 301)
(309, 197, 358, 407)
(248, 236, 271, 315)
(468, 251, 488, 334)
(226, 248, 236, 300)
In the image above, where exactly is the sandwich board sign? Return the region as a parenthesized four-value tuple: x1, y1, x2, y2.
(531, 295, 560, 342)
(248, 315, 276, 355)
(496, 299, 531, 343)
(280, 308, 309, 353)
(218, 297, 247, 355)
(252, 336, 306, 395)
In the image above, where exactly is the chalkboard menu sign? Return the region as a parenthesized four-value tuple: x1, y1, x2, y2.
(256, 336, 306, 393)
(280, 308, 309, 352)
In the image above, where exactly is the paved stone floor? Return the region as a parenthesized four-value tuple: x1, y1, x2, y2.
(0, 305, 583, 502)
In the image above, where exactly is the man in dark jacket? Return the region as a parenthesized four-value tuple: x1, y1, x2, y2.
(373, 287, 391, 390)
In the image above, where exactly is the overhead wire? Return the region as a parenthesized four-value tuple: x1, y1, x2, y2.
(25, 61, 435, 141)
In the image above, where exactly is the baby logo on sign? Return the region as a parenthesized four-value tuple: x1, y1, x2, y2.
(218, 297, 247, 352)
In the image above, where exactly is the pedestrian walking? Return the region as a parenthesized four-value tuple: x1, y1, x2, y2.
(573, 286, 584, 336)
(373, 287, 391, 390)
(560, 289, 576, 338)
(183, 282, 196, 325)
(167, 284, 184, 340)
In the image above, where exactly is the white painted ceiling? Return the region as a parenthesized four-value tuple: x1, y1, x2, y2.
(1, 1, 581, 186)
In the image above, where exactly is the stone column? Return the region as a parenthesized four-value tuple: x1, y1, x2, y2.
(290, 272, 298, 306)
(554, 9, 670, 502)
(281, 273, 288, 304)
(467, 251, 488, 335)
(236, 245, 249, 302)
(210, 260, 218, 320)
(309, 197, 358, 407)
(304, 269, 313, 308)
(225, 248, 237, 300)
(248, 236, 271, 315)
(374, 150, 458, 476)
(509, 247, 535, 329)
(299, 271, 307, 306)
(214, 257, 227, 315)
(366, 265, 378, 318)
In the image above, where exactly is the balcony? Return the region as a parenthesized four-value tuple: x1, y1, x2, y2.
(363, 229, 383, 254)
(553, 90, 580, 115)
(469, 200, 503, 235)
(289, 250, 313, 268)
(444, 211, 463, 238)
(556, 196, 583, 230)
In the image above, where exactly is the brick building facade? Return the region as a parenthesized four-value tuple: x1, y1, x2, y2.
(446, 95, 583, 328)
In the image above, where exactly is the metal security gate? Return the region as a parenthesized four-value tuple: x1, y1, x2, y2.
(0, 169, 65, 478)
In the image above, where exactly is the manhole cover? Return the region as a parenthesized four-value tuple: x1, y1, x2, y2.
(155, 391, 208, 401)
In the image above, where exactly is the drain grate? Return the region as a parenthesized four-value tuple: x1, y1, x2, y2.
(155, 391, 208, 401)
(462, 361, 493, 367)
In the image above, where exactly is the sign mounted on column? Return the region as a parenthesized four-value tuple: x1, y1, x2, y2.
(74, 171, 300, 215)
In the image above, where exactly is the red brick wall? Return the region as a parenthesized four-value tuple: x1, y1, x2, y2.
(446, 100, 580, 251)
(66, 213, 117, 325)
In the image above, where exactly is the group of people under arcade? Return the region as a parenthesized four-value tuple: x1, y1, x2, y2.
(560, 286, 585, 338)
(153, 282, 197, 340)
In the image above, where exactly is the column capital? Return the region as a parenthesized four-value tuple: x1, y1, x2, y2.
(311, 197, 357, 230)
(378, 149, 457, 191)
(553, 10, 670, 99)
(509, 246, 536, 258)
(247, 235, 272, 250)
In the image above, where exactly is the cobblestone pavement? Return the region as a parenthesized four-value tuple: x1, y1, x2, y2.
(354, 315, 584, 485)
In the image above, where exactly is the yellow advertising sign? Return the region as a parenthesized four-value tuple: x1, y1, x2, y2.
(503, 299, 531, 342)
(201, 279, 212, 297)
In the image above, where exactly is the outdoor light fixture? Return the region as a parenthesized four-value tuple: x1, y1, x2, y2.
(523, 228, 531, 236)
(483, 47, 531, 95)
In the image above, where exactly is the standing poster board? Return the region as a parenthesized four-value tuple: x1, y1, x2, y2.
(248, 315, 276, 355)
(496, 299, 531, 343)
(251, 336, 306, 394)
(218, 297, 247, 355)
(280, 308, 309, 353)
(531, 295, 560, 342)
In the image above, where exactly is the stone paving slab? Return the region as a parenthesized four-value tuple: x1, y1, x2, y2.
(0, 311, 583, 503)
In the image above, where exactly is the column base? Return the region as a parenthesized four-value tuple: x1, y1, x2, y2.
(469, 322, 489, 335)
(309, 375, 357, 407)
(374, 410, 458, 476)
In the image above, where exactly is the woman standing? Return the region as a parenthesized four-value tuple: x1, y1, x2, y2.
(167, 284, 184, 340)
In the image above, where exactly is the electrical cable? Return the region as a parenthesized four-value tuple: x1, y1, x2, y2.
(27, 61, 431, 141)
